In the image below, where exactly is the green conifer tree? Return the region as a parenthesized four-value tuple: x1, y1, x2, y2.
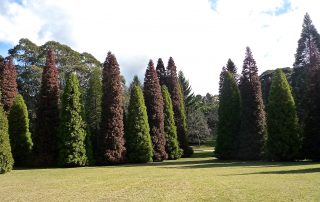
(8, 94, 33, 166)
(58, 73, 87, 167)
(267, 69, 301, 161)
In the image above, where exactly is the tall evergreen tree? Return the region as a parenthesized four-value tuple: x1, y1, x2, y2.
(8, 94, 33, 166)
(267, 69, 300, 161)
(161, 85, 182, 159)
(125, 85, 153, 163)
(178, 70, 196, 113)
(128, 75, 142, 94)
(156, 58, 166, 86)
(33, 49, 59, 167)
(238, 47, 267, 160)
(166, 57, 193, 157)
(226, 59, 237, 77)
(144, 60, 168, 161)
(98, 52, 126, 165)
(215, 72, 240, 160)
(0, 102, 14, 173)
(218, 66, 227, 95)
(292, 13, 320, 122)
(58, 73, 87, 167)
(0, 56, 18, 112)
(85, 67, 102, 160)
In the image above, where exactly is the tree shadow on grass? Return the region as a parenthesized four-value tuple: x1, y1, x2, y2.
(227, 167, 320, 175)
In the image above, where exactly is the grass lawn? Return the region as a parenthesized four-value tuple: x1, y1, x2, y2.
(1, 146, 320, 202)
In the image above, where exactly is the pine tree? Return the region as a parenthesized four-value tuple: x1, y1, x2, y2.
(156, 58, 166, 86)
(178, 70, 196, 113)
(58, 73, 87, 167)
(161, 85, 182, 159)
(0, 56, 18, 112)
(226, 59, 237, 77)
(144, 60, 168, 161)
(33, 49, 60, 167)
(218, 66, 227, 96)
(0, 101, 14, 173)
(238, 47, 267, 160)
(8, 94, 33, 166)
(267, 69, 300, 161)
(85, 67, 102, 161)
(292, 13, 320, 122)
(125, 85, 153, 163)
(166, 57, 193, 157)
(98, 52, 126, 165)
(215, 72, 240, 160)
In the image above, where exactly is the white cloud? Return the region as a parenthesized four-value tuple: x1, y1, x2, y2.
(0, 0, 320, 95)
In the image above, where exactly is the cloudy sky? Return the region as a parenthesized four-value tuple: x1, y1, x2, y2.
(0, 0, 319, 95)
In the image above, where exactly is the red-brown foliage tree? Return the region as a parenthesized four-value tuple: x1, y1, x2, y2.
(144, 60, 168, 161)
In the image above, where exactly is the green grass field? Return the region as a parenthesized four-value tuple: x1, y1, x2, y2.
(1, 146, 319, 201)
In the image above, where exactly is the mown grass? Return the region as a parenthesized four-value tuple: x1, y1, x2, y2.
(0, 146, 319, 201)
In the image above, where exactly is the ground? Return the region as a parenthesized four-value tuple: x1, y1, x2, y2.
(0, 146, 319, 201)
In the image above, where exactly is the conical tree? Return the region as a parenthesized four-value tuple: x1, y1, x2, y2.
(166, 57, 193, 157)
(156, 58, 166, 86)
(33, 49, 59, 167)
(8, 94, 33, 166)
(267, 69, 300, 161)
(161, 85, 182, 159)
(85, 67, 102, 161)
(215, 72, 240, 160)
(292, 13, 320, 121)
(178, 70, 196, 113)
(218, 66, 227, 96)
(226, 59, 237, 77)
(98, 52, 126, 165)
(58, 73, 87, 167)
(0, 56, 17, 112)
(128, 75, 142, 94)
(125, 85, 153, 163)
(144, 60, 168, 161)
(238, 47, 267, 160)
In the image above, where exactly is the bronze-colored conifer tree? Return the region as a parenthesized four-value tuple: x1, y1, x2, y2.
(33, 49, 60, 167)
(144, 60, 168, 161)
(98, 52, 126, 165)
(0, 56, 17, 112)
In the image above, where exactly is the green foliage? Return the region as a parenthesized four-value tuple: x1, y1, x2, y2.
(125, 85, 153, 163)
(58, 73, 87, 167)
(0, 103, 14, 173)
(8, 94, 33, 166)
(161, 86, 182, 160)
(178, 70, 196, 113)
(267, 69, 301, 161)
(187, 108, 211, 145)
(215, 72, 240, 160)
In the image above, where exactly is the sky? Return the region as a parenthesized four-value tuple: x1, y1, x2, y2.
(0, 0, 319, 95)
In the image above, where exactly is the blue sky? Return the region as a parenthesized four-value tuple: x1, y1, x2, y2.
(0, 0, 319, 95)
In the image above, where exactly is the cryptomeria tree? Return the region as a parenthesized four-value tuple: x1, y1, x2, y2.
(161, 85, 182, 159)
(215, 72, 240, 160)
(0, 56, 18, 112)
(219, 59, 238, 96)
(8, 94, 33, 166)
(156, 58, 166, 86)
(267, 69, 300, 161)
(238, 47, 267, 160)
(144, 60, 168, 162)
(58, 73, 87, 167)
(98, 52, 126, 165)
(125, 85, 153, 163)
(166, 57, 193, 157)
(292, 13, 320, 121)
(0, 102, 14, 173)
(33, 49, 59, 167)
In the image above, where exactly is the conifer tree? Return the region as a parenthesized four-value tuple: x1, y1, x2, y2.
(161, 85, 182, 159)
(267, 69, 300, 161)
(33, 49, 59, 167)
(144, 60, 168, 161)
(98, 52, 126, 165)
(128, 75, 142, 94)
(178, 70, 196, 113)
(292, 13, 320, 121)
(238, 47, 267, 160)
(156, 58, 167, 86)
(8, 94, 33, 166)
(218, 66, 227, 96)
(125, 85, 153, 163)
(226, 59, 237, 77)
(58, 73, 87, 167)
(85, 67, 102, 160)
(166, 57, 193, 157)
(215, 72, 240, 160)
(0, 56, 18, 112)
